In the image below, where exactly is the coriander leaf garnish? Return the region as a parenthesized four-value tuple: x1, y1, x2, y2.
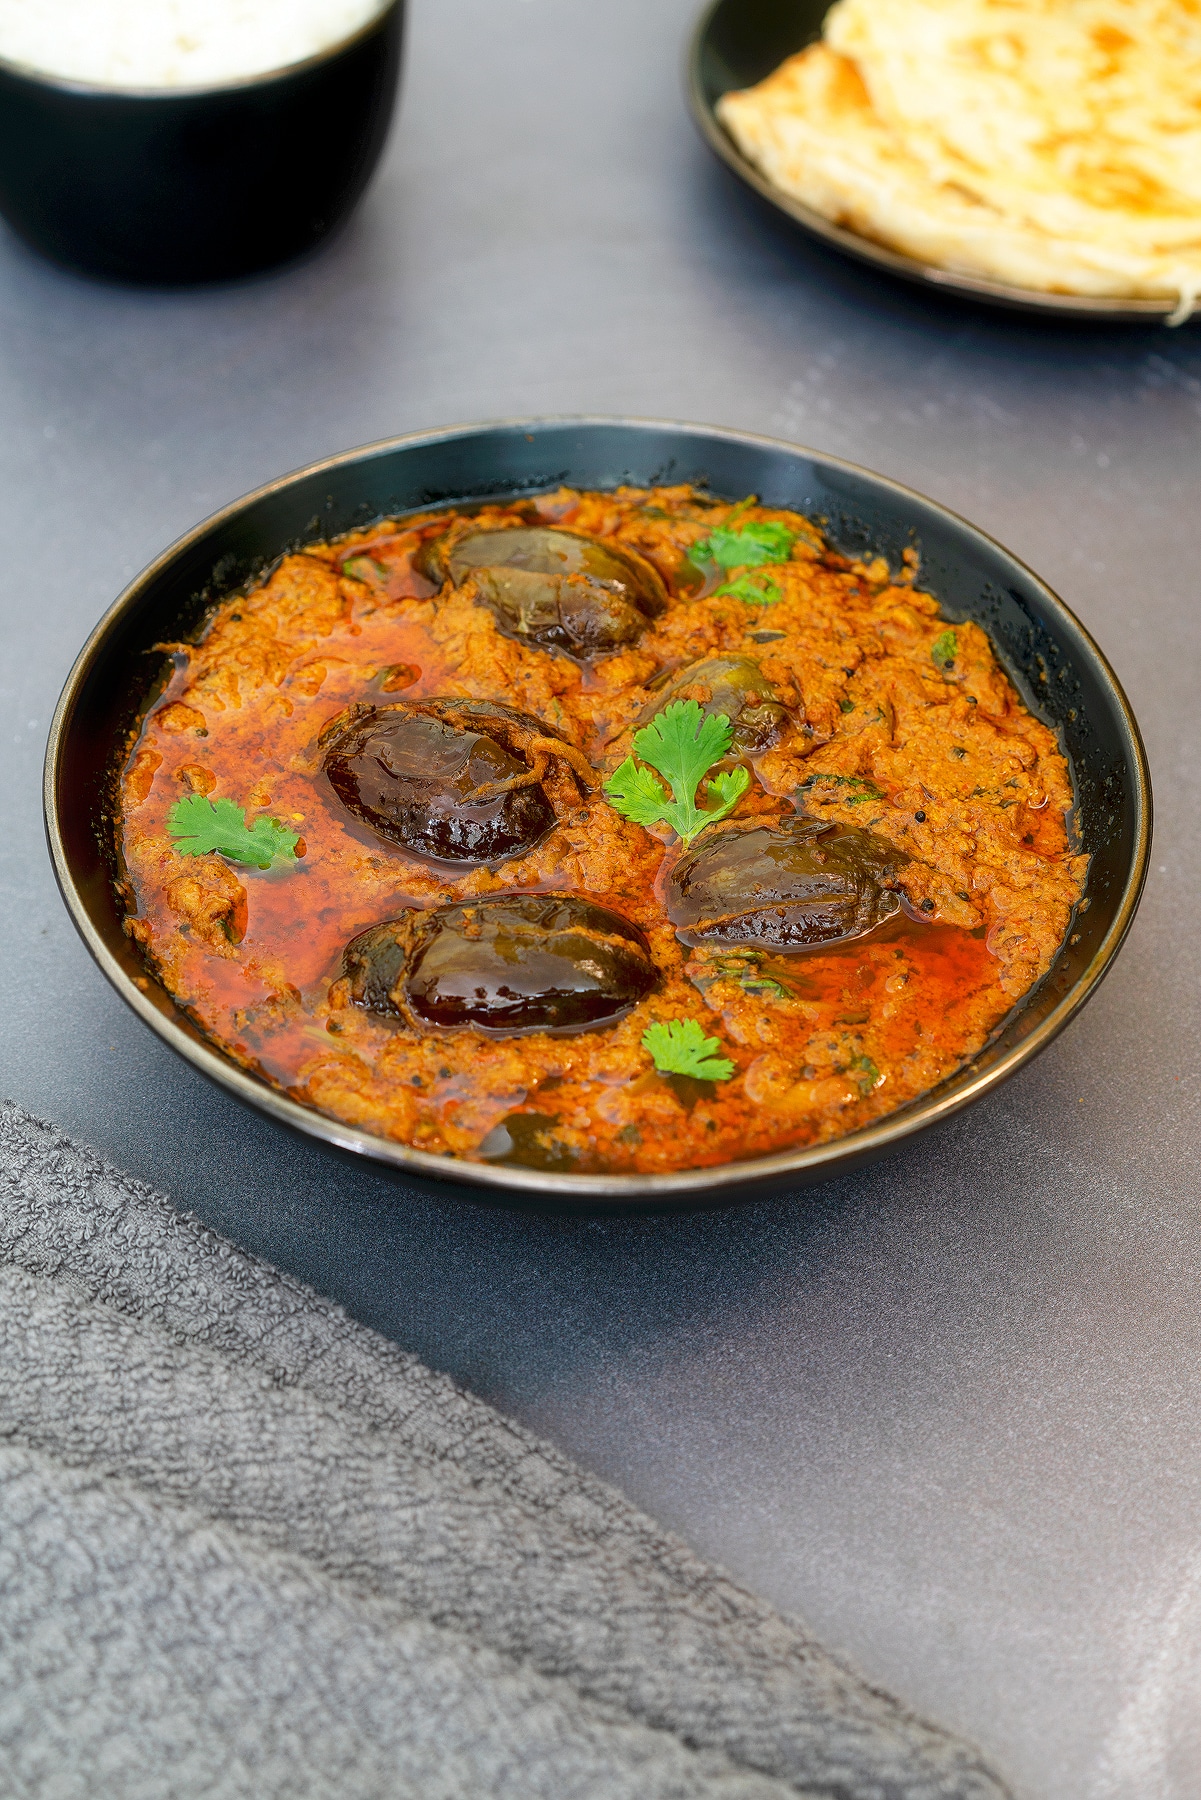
(168, 794, 301, 870)
(603, 698, 749, 845)
(931, 628, 958, 670)
(797, 773, 884, 808)
(643, 1017, 735, 1082)
(602, 759, 672, 830)
(341, 555, 388, 581)
(714, 573, 781, 606)
(743, 973, 792, 999)
(694, 518, 795, 571)
(850, 1052, 883, 1095)
(712, 953, 794, 999)
(704, 768, 749, 810)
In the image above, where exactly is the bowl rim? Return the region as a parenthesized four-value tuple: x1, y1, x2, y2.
(0, 0, 399, 100)
(685, 0, 1192, 324)
(44, 414, 1153, 1202)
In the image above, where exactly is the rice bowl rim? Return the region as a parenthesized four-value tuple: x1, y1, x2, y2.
(0, 0, 397, 99)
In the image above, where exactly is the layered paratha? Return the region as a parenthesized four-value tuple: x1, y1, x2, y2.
(717, 0, 1201, 317)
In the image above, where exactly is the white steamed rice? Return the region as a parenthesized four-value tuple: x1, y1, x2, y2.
(0, 0, 389, 89)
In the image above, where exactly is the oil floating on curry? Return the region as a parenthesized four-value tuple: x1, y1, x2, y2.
(116, 486, 1087, 1174)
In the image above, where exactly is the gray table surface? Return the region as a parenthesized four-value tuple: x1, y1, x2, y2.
(3, 2, 1200, 1794)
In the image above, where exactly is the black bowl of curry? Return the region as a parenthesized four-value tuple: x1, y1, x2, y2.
(45, 419, 1150, 1204)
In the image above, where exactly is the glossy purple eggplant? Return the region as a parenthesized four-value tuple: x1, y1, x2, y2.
(341, 892, 659, 1033)
(668, 817, 905, 948)
(417, 524, 666, 658)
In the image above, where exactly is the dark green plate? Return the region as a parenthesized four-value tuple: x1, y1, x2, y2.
(687, 0, 1188, 322)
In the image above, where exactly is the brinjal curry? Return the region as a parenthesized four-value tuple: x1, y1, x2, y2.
(117, 486, 1087, 1173)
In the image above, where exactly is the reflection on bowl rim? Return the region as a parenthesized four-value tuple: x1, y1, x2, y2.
(43, 416, 1153, 1205)
(0, 0, 397, 99)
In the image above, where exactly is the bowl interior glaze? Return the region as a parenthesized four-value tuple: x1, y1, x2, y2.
(45, 419, 1151, 1204)
(688, 0, 1188, 323)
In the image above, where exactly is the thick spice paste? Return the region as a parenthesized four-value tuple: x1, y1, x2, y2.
(117, 486, 1087, 1173)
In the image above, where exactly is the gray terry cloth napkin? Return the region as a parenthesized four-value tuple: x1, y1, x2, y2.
(0, 1101, 1009, 1800)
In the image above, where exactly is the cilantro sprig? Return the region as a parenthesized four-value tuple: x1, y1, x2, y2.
(712, 952, 794, 999)
(931, 629, 958, 670)
(643, 1018, 735, 1082)
(694, 517, 795, 572)
(168, 794, 301, 869)
(798, 773, 885, 808)
(604, 699, 749, 846)
(714, 573, 781, 606)
(342, 554, 388, 582)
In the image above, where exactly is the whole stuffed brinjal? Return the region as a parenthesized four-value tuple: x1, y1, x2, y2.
(668, 818, 905, 949)
(340, 894, 659, 1034)
(642, 656, 790, 752)
(416, 525, 667, 658)
(322, 699, 592, 866)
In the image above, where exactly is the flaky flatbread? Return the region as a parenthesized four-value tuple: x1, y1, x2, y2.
(717, 0, 1201, 315)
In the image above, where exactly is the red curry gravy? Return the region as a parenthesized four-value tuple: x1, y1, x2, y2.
(116, 485, 1087, 1174)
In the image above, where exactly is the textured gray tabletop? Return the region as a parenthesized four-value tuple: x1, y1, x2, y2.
(2, 3, 1200, 1795)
